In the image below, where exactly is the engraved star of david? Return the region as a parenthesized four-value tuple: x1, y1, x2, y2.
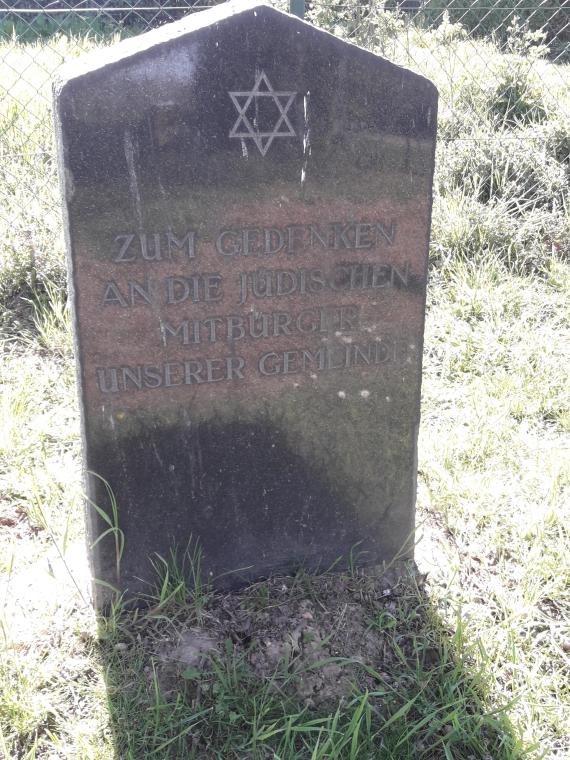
(229, 71, 297, 156)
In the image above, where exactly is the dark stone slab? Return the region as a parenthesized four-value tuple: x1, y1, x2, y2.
(54, 0, 438, 608)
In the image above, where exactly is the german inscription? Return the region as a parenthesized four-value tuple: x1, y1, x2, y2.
(96, 217, 413, 394)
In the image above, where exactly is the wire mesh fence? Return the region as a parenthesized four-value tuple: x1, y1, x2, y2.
(308, 2, 570, 118)
(0, 0, 568, 303)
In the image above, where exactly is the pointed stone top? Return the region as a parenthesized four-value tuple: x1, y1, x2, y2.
(55, 0, 435, 97)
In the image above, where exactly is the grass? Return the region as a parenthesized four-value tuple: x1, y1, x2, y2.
(82, 564, 534, 758)
(0, 5, 569, 759)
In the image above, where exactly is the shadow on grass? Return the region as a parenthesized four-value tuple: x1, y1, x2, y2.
(96, 561, 533, 760)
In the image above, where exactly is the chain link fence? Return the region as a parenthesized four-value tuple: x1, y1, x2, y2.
(1, 0, 569, 306)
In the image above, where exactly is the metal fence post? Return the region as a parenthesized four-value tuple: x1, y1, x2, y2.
(289, 0, 305, 19)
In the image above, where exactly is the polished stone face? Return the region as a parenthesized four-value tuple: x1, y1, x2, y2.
(54, 0, 438, 607)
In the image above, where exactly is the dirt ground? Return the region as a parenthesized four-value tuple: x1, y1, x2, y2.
(149, 562, 437, 709)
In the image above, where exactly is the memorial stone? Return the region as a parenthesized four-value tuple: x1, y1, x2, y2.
(54, 0, 438, 607)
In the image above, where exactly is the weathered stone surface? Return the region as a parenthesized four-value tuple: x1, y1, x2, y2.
(54, 0, 437, 607)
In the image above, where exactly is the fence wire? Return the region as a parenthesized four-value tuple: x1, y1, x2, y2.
(0, 0, 568, 265)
